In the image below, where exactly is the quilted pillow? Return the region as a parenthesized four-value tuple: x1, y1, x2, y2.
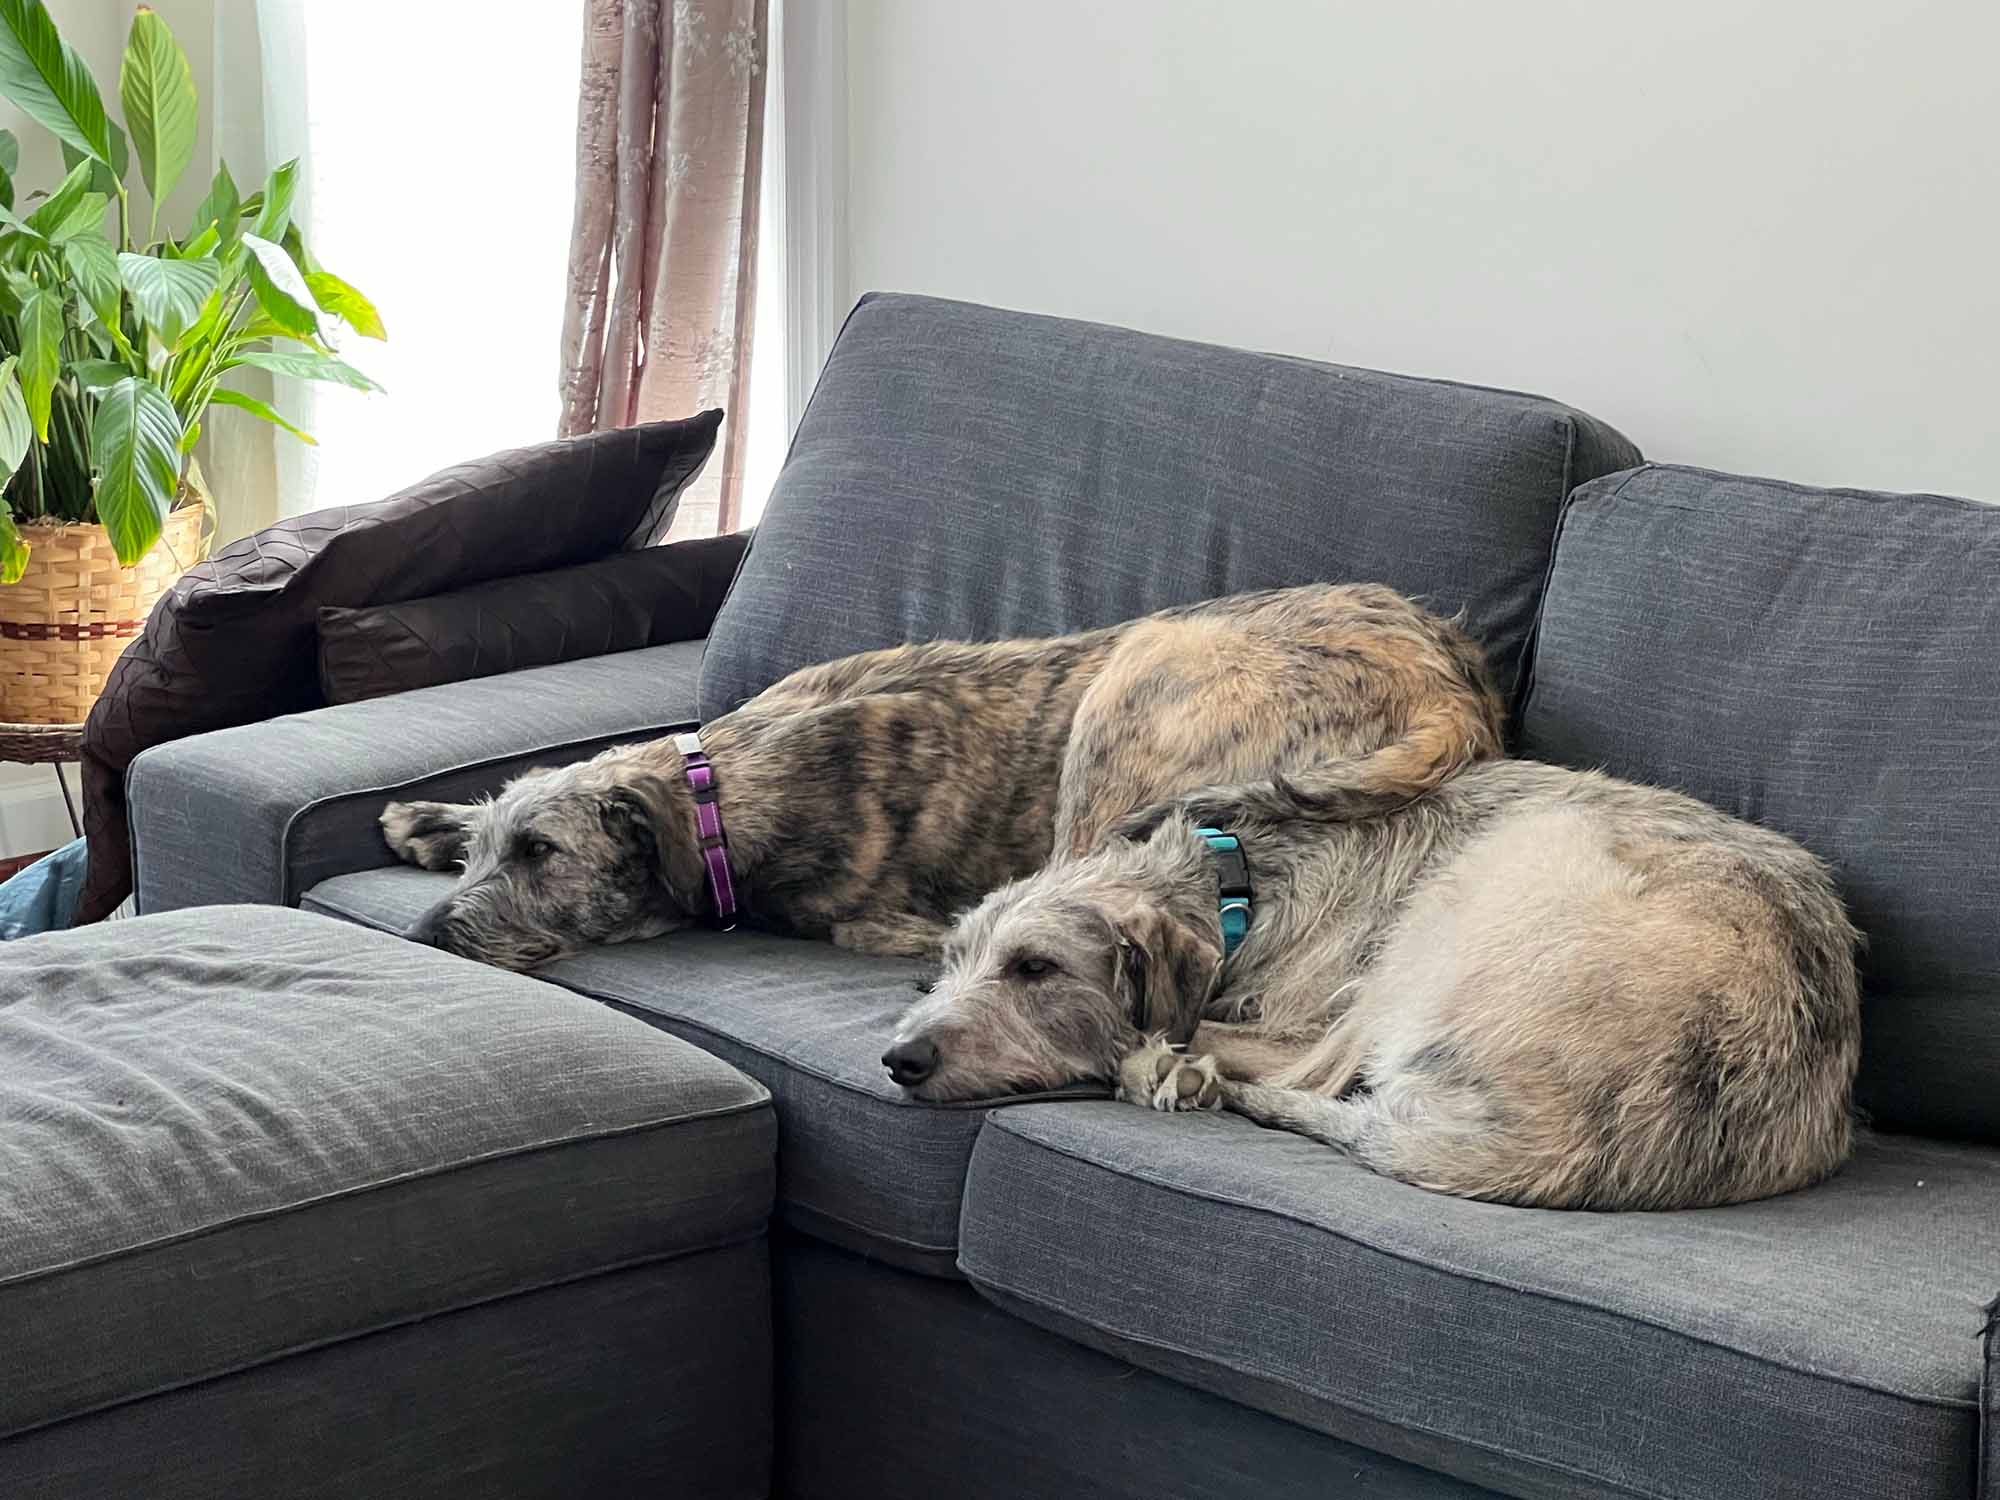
(76, 412, 722, 923)
(317, 532, 748, 704)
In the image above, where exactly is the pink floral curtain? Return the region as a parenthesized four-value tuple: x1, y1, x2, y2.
(560, 0, 769, 538)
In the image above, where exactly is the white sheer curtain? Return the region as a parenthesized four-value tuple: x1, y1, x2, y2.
(250, 2, 585, 518)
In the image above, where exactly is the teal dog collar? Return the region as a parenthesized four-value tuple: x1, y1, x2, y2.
(1196, 827, 1253, 956)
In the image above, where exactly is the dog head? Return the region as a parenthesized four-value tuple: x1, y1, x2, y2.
(885, 821, 1222, 1100)
(384, 752, 699, 971)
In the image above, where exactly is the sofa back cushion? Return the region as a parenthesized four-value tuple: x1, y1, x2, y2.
(77, 412, 721, 924)
(1520, 463, 2000, 1143)
(699, 293, 1638, 718)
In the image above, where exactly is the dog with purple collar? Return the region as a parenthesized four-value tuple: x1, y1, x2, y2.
(382, 582, 1502, 972)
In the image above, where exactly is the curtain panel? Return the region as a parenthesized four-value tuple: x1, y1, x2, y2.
(562, 0, 770, 538)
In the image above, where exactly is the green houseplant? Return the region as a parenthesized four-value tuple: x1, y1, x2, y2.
(0, 0, 383, 586)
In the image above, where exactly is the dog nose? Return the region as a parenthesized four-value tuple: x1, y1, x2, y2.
(882, 1038, 940, 1087)
(404, 905, 449, 949)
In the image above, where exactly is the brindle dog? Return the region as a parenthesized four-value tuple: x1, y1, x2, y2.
(889, 763, 1863, 1210)
(382, 584, 1501, 970)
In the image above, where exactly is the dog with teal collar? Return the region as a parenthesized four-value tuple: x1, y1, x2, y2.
(889, 760, 1862, 1211)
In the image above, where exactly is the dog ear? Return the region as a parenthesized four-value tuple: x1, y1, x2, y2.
(380, 800, 482, 872)
(1112, 906, 1221, 1047)
(597, 774, 709, 902)
(598, 785, 666, 879)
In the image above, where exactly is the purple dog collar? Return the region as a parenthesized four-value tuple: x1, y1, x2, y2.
(675, 731, 739, 929)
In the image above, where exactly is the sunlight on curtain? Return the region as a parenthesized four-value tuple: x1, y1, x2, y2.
(263, 2, 585, 515)
(738, 0, 787, 529)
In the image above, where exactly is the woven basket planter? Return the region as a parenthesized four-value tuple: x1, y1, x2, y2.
(0, 503, 210, 725)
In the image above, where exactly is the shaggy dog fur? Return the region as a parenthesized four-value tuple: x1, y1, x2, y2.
(890, 761, 1862, 1210)
(382, 583, 1502, 970)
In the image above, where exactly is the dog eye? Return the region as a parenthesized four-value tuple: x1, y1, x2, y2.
(1014, 957, 1058, 979)
(522, 837, 557, 860)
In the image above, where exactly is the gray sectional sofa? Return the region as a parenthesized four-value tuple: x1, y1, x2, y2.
(6, 294, 1996, 1499)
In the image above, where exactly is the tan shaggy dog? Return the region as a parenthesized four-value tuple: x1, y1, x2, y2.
(891, 762, 1862, 1211)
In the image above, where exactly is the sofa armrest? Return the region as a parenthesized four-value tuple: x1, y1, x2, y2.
(130, 639, 706, 914)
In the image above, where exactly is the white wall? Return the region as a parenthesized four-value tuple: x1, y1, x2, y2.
(845, 0, 2000, 499)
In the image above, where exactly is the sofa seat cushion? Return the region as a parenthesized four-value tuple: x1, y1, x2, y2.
(305, 867, 1097, 1275)
(0, 905, 774, 1443)
(700, 292, 1639, 721)
(1520, 464, 2000, 1143)
(960, 1103, 1998, 1500)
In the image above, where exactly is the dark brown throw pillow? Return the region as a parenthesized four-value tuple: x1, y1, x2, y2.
(77, 411, 724, 924)
(317, 532, 750, 704)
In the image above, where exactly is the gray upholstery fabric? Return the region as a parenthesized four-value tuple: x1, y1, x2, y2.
(129, 638, 706, 913)
(0, 906, 773, 1443)
(960, 1104, 1998, 1500)
(305, 868, 1098, 1275)
(1985, 1300, 1999, 1500)
(699, 292, 1639, 721)
(1519, 465, 2000, 1143)
(775, 1233, 1498, 1500)
(0, 1248, 771, 1500)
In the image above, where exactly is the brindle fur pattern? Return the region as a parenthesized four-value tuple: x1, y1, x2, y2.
(384, 584, 1502, 970)
(892, 761, 1863, 1210)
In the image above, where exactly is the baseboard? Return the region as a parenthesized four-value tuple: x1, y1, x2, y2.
(0, 770, 77, 861)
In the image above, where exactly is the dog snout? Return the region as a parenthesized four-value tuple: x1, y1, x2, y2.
(882, 1037, 940, 1088)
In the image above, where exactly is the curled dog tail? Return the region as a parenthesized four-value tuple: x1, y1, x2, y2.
(1115, 699, 1498, 837)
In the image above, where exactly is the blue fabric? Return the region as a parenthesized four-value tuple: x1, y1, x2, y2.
(0, 837, 86, 939)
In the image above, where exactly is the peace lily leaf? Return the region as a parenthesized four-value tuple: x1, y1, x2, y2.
(0, 354, 31, 475)
(24, 155, 93, 235)
(210, 386, 316, 445)
(0, 505, 27, 583)
(117, 250, 219, 346)
(41, 189, 105, 244)
(63, 233, 121, 325)
(189, 161, 238, 244)
(88, 374, 183, 565)
(235, 348, 380, 393)
(305, 269, 385, 339)
(70, 358, 128, 393)
(175, 221, 219, 259)
(0, 0, 127, 170)
(0, 195, 44, 244)
(251, 159, 297, 241)
(238, 231, 319, 339)
(0, 128, 16, 175)
(17, 285, 60, 439)
(0, 165, 11, 212)
(120, 4, 197, 210)
(59, 135, 120, 197)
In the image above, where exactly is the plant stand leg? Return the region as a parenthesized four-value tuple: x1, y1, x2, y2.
(54, 762, 80, 839)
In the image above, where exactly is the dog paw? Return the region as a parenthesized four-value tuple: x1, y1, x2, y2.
(380, 801, 472, 872)
(1117, 1039, 1222, 1112)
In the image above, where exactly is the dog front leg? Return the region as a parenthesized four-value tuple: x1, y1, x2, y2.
(1116, 1026, 1315, 1114)
(829, 914, 950, 960)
